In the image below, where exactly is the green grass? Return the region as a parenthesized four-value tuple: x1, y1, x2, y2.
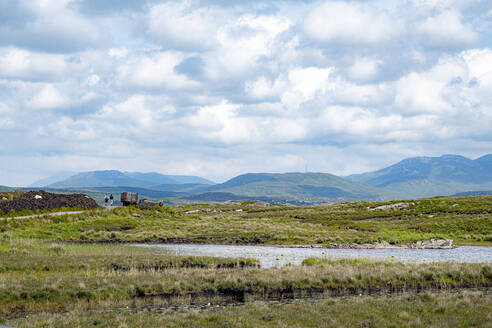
(5, 291, 492, 327)
(0, 239, 259, 278)
(1, 195, 490, 246)
(0, 195, 490, 325)
(185, 172, 390, 201)
(0, 236, 490, 317)
(301, 257, 326, 266)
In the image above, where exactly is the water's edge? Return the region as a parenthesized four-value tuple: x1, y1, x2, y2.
(135, 244, 492, 268)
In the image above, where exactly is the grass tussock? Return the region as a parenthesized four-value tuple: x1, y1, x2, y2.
(0, 239, 259, 279)
(5, 290, 492, 328)
(0, 240, 490, 317)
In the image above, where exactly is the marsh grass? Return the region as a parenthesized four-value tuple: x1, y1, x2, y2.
(0, 241, 490, 317)
(1, 196, 490, 246)
(6, 290, 492, 328)
(0, 239, 259, 280)
(0, 196, 491, 325)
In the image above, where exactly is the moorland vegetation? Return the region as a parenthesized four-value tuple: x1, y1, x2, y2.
(1, 195, 491, 327)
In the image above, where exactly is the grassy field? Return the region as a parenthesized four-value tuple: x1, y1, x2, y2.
(1, 195, 491, 326)
(1, 195, 491, 246)
(5, 291, 492, 328)
(0, 237, 490, 318)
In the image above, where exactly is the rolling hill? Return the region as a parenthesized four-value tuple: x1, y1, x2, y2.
(25, 172, 390, 204)
(189, 172, 390, 201)
(124, 172, 214, 185)
(28, 171, 76, 188)
(20, 154, 492, 203)
(346, 154, 492, 198)
(45, 170, 214, 188)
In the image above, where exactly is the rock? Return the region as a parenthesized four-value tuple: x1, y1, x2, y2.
(236, 209, 243, 212)
(185, 210, 200, 214)
(375, 241, 392, 248)
(370, 202, 414, 211)
(337, 239, 454, 249)
(1, 197, 7, 201)
(410, 239, 453, 249)
(34, 195, 43, 199)
(360, 243, 375, 249)
(132, 213, 142, 218)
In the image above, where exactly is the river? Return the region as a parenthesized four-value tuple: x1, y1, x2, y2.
(135, 244, 492, 268)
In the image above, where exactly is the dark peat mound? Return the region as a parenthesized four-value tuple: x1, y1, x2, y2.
(0, 190, 98, 214)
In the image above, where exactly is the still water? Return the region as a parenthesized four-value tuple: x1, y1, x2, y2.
(136, 244, 492, 268)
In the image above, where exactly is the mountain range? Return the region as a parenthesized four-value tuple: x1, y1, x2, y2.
(191, 172, 388, 201)
(346, 154, 492, 198)
(38, 170, 214, 188)
(20, 154, 492, 203)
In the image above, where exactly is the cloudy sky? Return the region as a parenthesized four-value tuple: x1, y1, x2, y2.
(1, 0, 492, 186)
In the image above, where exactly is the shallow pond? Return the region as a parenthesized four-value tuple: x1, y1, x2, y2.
(135, 244, 492, 268)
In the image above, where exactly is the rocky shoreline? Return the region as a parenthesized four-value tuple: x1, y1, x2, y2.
(284, 239, 454, 249)
(68, 238, 456, 250)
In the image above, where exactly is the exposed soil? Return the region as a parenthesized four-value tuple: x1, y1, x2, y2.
(0, 190, 99, 214)
(73, 288, 492, 316)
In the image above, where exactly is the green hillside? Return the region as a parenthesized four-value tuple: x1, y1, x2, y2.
(347, 154, 492, 198)
(200, 172, 391, 201)
(378, 179, 492, 199)
(47, 170, 214, 188)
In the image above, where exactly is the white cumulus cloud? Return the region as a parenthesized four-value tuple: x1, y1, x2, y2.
(0, 47, 68, 80)
(347, 58, 383, 82)
(303, 1, 402, 46)
(417, 10, 479, 48)
(147, 1, 226, 51)
(117, 52, 200, 91)
(28, 84, 69, 110)
(203, 14, 292, 80)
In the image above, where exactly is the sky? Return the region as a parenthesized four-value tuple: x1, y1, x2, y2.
(1, 0, 492, 186)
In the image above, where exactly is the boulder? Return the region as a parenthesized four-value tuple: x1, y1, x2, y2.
(410, 239, 453, 249)
(370, 202, 414, 211)
(247, 201, 271, 207)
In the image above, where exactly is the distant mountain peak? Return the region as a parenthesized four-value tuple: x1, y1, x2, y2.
(440, 154, 468, 159)
(41, 170, 214, 188)
(28, 171, 76, 188)
(199, 171, 386, 201)
(346, 153, 492, 198)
